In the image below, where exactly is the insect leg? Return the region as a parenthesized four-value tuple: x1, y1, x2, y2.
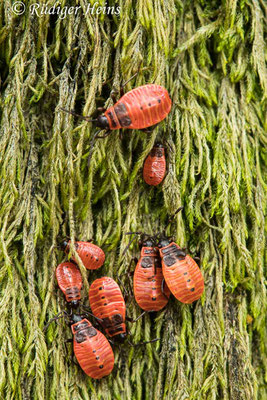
(87, 129, 112, 168)
(180, 246, 200, 263)
(64, 338, 73, 355)
(122, 257, 138, 297)
(95, 130, 112, 139)
(58, 211, 67, 232)
(189, 253, 201, 266)
(120, 62, 143, 94)
(43, 310, 69, 331)
(128, 257, 138, 275)
(122, 234, 140, 257)
(126, 311, 146, 323)
(79, 306, 104, 323)
(127, 338, 160, 346)
(116, 275, 129, 300)
(140, 123, 159, 133)
(64, 338, 73, 360)
(64, 340, 79, 366)
(110, 90, 119, 103)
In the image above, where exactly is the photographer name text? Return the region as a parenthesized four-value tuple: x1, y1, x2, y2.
(12, 2, 121, 18)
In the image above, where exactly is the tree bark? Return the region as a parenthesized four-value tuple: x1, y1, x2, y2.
(0, 0, 266, 399)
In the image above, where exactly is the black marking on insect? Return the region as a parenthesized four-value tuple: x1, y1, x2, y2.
(141, 256, 154, 268)
(114, 103, 132, 127)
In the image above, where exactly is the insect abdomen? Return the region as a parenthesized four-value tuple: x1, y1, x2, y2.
(89, 277, 126, 337)
(65, 241, 105, 270)
(56, 262, 82, 303)
(134, 247, 170, 311)
(105, 84, 171, 130)
(72, 319, 114, 379)
(160, 243, 204, 304)
(143, 146, 166, 186)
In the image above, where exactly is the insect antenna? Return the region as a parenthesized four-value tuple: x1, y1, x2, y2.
(79, 306, 103, 323)
(59, 107, 97, 122)
(163, 206, 183, 236)
(122, 232, 152, 257)
(122, 232, 142, 257)
(43, 310, 70, 332)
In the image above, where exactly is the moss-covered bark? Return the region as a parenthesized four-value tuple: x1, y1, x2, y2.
(0, 0, 266, 399)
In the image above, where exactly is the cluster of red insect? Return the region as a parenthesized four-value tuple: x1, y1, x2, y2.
(49, 216, 204, 379)
(60, 83, 171, 184)
(53, 240, 115, 379)
(52, 240, 157, 380)
(131, 229, 204, 310)
(51, 83, 204, 379)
